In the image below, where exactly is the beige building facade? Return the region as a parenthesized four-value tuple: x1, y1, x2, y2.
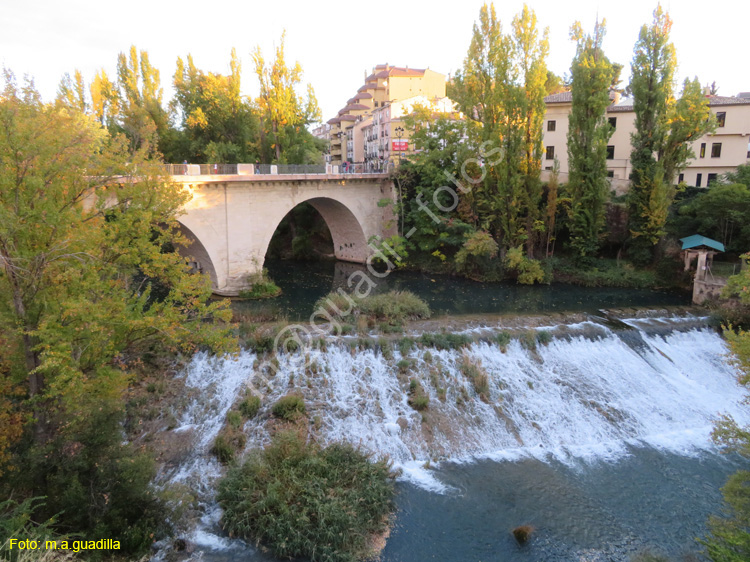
(323, 64, 447, 167)
(542, 92, 750, 187)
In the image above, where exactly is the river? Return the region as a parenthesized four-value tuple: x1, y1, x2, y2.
(156, 262, 746, 562)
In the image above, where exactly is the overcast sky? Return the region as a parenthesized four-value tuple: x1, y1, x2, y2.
(2, 0, 748, 121)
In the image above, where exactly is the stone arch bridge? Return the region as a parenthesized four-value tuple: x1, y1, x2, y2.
(173, 172, 396, 296)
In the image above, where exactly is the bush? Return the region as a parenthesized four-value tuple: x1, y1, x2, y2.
(407, 378, 430, 411)
(520, 330, 537, 351)
(218, 430, 395, 562)
(8, 403, 168, 556)
(226, 410, 243, 429)
(495, 331, 511, 351)
(458, 353, 489, 401)
(537, 330, 552, 346)
(239, 395, 262, 419)
(271, 394, 307, 421)
(238, 269, 282, 299)
(701, 470, 750, 562)
(212, 426, 247, 464)
(418, 332, 472, 350)
(314, 290, 431, 329)
(397, 359, 412, 373)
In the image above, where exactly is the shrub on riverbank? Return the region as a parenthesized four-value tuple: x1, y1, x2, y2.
(217, 430, 395, 562)
(271, 394, 306, 421)
(549, 257, 659, 288)
(315, 290, 431, 330)
(238, 269, 282, 299)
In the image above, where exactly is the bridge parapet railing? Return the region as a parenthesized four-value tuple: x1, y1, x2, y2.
(164, 162, 389, 177)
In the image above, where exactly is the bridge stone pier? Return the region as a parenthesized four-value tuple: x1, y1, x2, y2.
(174, 173, 396, 296)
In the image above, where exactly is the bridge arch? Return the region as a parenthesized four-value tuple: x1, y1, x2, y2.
(175, 175, 396, 295)
(257, 196, 371, 270)
(175, 220, 220, 288)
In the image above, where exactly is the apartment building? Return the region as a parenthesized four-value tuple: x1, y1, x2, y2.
(362, 95, 458, 171)
(324, 64, 447, 167)
(542, 91, 750, 187)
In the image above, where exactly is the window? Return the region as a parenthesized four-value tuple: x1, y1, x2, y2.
(606, 145, 615, 159)
(700, 143, 706, 158)
(545, 146, 555, 160)
(608, 117, 617, 129)
(708, 173, 718, 185)
(696, 173, 702, 187)
(716, 111, 726, 127)
(678, 173, 684, 183)
(711, 143, 722, 158)
(547, 120, 556, 132)
(607, 170, 614, 178)
(545, 166, 553, 171)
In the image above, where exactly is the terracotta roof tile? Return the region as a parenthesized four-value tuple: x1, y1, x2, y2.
(705, 95, 750, 106)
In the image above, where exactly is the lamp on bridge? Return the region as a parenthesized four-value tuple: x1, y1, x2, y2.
(395, 126, 405, 163)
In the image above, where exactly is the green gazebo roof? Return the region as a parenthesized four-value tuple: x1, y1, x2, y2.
(680, 235, 725, 252)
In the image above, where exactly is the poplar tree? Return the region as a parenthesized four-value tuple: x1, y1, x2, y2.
(451, 3, 506, 142)
(566, 20, 615, 261)
(252, 32, 322, 163)
(511, 5, 549, 257)
(452, 3, 548, 266)
(627, 5, 713, 264)
(56, 70, 87, 112)
(115, 46, 170, 153)
(173, 49, 260, 163)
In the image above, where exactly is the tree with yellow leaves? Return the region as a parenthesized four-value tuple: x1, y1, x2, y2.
(252, 32, 322, 164)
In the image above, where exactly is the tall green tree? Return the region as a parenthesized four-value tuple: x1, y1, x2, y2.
(252, 32, 322, 164)
(452, 3, 549, 267)
(0, 71, 232, 434)
(172, 49, 260, 163)
(566, 20, 616, 261)
(511, 5, 549, 258)
(451, 3, 506, 142)
(116, 46, 170, 153)
(55, 69, 87, 112)
(627, 5, 713, 265)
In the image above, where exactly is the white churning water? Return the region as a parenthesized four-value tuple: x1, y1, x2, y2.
(166, 317, 748, 493)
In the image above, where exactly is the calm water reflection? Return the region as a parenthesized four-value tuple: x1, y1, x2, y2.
(233, 260, 691, 320)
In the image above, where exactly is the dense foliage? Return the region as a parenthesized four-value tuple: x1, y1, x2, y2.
(705, 257, 750, 560)
(62, 36, 324, 165)
(0, 72, 233, 554)
(218, 430, 395, 562)
(566, 20, 615, 261)
(626, 6, 714, 265)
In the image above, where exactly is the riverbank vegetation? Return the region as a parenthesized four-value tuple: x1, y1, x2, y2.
(0, 74, 234, 557)
(314, 290, 431, 332)
(218, 429, 396, 562)
(704, 257, 750, 560)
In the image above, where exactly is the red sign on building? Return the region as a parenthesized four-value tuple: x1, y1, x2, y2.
(392, 140, 408, 152)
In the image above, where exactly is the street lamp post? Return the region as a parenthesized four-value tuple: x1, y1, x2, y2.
(395, 126, 405, 164)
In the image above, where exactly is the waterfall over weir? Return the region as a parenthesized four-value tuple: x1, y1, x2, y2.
(159, 313, 749, 559)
